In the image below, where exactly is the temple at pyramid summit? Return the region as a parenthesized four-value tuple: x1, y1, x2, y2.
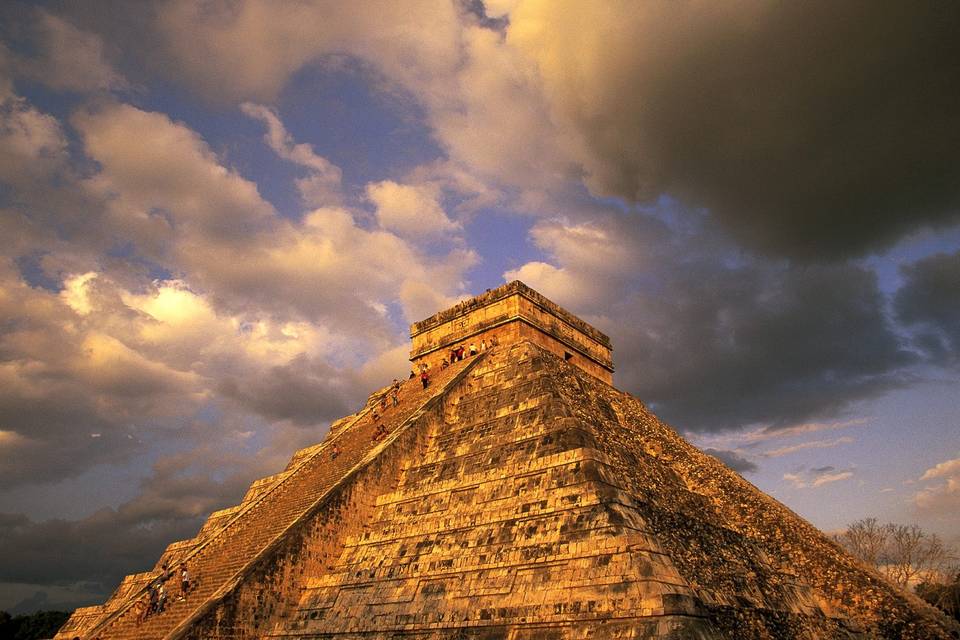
(408, 281, 614, 384)
(57, 281, 959, 639)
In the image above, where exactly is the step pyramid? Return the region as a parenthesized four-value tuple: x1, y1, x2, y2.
(57, 282, 959, 640)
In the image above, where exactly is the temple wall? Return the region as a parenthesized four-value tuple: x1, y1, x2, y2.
(410, 282, 613, 384)
(516, 321, 613, 383)
(410, 293, 520, 361)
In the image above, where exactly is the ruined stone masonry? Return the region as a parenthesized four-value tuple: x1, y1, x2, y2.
(58, 281, 959, 639)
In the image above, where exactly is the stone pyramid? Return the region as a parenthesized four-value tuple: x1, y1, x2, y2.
(57, 282, 959, 640)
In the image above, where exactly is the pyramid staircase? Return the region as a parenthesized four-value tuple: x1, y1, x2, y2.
(55, 353, 485, 640)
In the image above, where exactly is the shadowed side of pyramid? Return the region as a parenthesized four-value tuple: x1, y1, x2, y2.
(555, 347, 959, 639)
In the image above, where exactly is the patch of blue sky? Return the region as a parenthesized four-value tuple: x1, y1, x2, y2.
(863, 223, 960, 296)
(9, 75, 82, 124)
(15, 251, 60, 291)
(384, 299, 413, 335)
(105, 241, 174, 283)
(277, 58, 442, 194)
(463, 210, 543, 291)
(750, 376, 960, 536)
(126, 58, 446, 221)
(125, 78, 309, 220)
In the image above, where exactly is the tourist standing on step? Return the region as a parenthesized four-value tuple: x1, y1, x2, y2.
(179, 564, 190, 600)
(469, 343, 478, 356)
(420, 369, 430, 389)
(148, 581, 159, 615)
(157, 582, 168, 613)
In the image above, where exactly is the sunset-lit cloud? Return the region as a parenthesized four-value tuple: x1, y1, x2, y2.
(784, 467, 855, 490)
(367, 180, 460, 241)
(920, 458, 960, 481)
(914, 457, 960, 519)
(16, 10, 126, 93)
(762, 437, 855, 459)
(0, 93, 68, 188)
(698, 419, 870, 449)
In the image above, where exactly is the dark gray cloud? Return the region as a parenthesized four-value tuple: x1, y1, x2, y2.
(0, 510, 198, 589)
(0, 257, 236, 490)
(0, 453, 253, 601)
(512, 204, 918, 434)
(514, 2, 960, 260)
(1, 0, 160, 93)
(614, 260, 916, 432)
(703, 448, 758, 474)
(895, 250, 960, 364)
(0, 273, 144, 487)
(218, 354, 356, 426)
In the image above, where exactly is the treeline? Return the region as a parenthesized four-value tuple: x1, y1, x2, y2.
(0, 610, 71, 640)
(834, 517, 959, 622)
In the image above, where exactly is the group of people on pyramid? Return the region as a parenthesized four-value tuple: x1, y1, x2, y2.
(371, 378, 403, 442)
(372, 335, 499, 444)
(438, 335, 498, 372)
(134, 561, 192, 625)
(404, 335, 501, 392)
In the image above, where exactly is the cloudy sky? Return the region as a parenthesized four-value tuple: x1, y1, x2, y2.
(1, 0, 959, 613)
